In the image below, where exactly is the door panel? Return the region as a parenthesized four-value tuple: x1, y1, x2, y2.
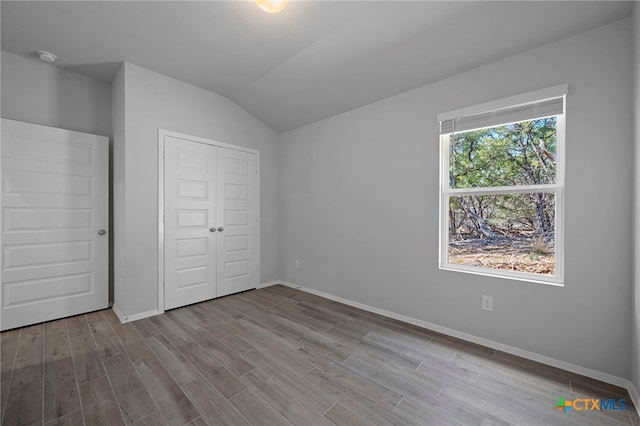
(1, 119, 109, 330)
(4, 208, 93, 231)
(4, 273, 93, 308)
(216, 148, 258, 297)
(4, 241, 92, 269)
(164, 137, 217, 310)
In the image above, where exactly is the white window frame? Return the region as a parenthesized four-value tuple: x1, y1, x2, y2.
(438, 85, 567, 286)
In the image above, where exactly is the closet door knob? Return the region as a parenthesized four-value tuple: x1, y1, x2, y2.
(209, 227, 217, 232)
(217, 227, 224, 232)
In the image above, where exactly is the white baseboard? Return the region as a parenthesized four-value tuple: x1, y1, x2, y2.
(277, 280, 640, 416)
(628, 382, 640, 417)
(257, 280, 280, 289)
(111, 304, 161, 324)
(112, 281, 278, 323)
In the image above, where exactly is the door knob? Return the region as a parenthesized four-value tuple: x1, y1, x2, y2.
(209, 227, 217, 232)
(217, 226, 224, 232)
(98, 229, 106, 236)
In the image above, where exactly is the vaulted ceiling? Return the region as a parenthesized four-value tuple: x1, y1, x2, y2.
(1, 1, 634, 133)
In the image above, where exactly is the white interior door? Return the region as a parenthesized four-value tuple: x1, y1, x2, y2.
(216, 148, 259, 297)
(164, 136, 217, 310)
(162, 131, 259, 310)
(1, 119, 109, 331)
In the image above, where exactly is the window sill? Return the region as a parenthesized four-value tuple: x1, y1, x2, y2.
(439, 263, 564, 287)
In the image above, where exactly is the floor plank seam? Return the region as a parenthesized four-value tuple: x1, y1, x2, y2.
(40, 325, 46, 425)
(123, 323, 173, 426)
(321, 401, 338, 417)
(92, 323, 129, 426)
(1, 328, 21, 424)
(392, 395, 404, 411)
(625, 411, 634, 425)
(65, 317, 88, 426)
(130, 360, 167, 425)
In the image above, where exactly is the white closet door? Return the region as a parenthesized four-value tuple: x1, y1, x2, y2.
(162, 131, 259, 310)
(216, 148, 259, 297)
(1, 119, 109, 330)
(164, 136, 217, 310)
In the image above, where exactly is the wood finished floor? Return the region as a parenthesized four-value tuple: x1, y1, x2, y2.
(1, 284, 638, 426)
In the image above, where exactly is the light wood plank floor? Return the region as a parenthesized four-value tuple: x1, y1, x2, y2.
(1, 284, 638, 425)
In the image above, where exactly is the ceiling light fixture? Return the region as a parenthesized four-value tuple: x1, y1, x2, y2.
(256, 0, 287, 14)
(37, 50, 57, 63)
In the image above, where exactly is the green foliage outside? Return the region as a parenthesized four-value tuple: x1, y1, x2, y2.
(450, 117, 557, 189)
(447, 118, 557, 275)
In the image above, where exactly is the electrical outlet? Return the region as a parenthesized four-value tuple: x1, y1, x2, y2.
(295, 260, 300, 270)
(482, 295, 493, 312)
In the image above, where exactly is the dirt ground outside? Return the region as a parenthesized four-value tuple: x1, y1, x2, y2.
(448, 236, 555, 275)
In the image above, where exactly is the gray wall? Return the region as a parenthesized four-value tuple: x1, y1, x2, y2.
(1, 51, 112, 138)
(279, 18, 633, 378)
(114, 62, 279, 317)
(112, 64, 126, 312)
(632, 3, 640, 398)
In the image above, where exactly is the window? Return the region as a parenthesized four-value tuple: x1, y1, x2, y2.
(438, 85, 567, 285)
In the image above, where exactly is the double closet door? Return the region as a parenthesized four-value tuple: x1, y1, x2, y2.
(163, 134, 259, 310)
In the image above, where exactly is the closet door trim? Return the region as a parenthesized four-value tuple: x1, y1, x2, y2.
(157, 129, 260, 313)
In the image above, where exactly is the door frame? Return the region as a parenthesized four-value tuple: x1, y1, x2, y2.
(157, 129, 260, 313)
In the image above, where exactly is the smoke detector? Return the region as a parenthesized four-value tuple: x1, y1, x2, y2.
(37, 50, 57, 63)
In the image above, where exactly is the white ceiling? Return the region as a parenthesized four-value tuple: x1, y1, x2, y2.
(1, 1, 634, 133)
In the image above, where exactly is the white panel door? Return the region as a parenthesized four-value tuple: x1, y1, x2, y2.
(1, 119, 109, 330)
(162, 132, 259, 310)
(216, 148, 259, 297)
(164, 136, 217, 309)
